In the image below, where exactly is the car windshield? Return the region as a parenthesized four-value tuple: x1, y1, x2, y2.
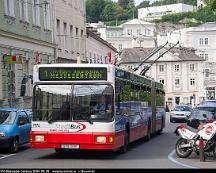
(174, 106, 190, 111)
(33, 84, 114, 123)
(190, 109, 214, 120)
(0, 111, 16, 125)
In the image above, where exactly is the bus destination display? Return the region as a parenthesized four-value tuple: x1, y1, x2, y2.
(39, 67, 107, 81)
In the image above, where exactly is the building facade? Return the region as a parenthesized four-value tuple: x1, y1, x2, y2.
(53, 0, 86, 63)
(157, 22, 216, 100)
(138, 3, 196, 22)
(0, 0, 55, 108)
(119, 47, 205, 109)
(90, 19, 156, 52)
(86, 27, 118, 64)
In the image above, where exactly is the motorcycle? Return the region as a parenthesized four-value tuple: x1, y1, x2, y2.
(174, 118, 216, 158)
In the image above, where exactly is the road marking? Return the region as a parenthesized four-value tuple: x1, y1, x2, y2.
(0, 154, 15, 160)
(168, 149, 198, 169)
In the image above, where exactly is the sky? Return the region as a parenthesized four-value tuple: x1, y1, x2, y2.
(112, 0, 154, 6)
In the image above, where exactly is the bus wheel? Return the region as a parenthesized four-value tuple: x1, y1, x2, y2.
(145, 123, 151, 141)
(157, 119, 163, 135)
(119, 132, 129, 154)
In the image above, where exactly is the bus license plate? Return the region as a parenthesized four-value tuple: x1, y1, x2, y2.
(61, 144, 80, 149)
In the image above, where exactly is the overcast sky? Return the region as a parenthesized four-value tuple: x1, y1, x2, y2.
(112, 0, 153, 6)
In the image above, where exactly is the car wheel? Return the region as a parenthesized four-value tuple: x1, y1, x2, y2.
(9, 137, 19, 153)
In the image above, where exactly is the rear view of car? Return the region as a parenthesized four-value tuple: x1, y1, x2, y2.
(195, 101, 216, 122)
(188, 108, 215, 124)
(170, 105, 191, 123)
(0, 108, 31, 153)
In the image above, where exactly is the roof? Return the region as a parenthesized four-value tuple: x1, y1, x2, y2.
(168, 47, 204, 61)
(119, 47, 157, 63)
(122, 19, 155, 26)
(119, 46, 205, 64)
(86, 28, 118, 52)
(188, 22, 216, 32)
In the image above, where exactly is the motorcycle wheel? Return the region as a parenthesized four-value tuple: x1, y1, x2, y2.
(175, 138, 193, 158)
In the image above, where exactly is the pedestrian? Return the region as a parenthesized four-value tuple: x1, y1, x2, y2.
(165, 102, 170, 112)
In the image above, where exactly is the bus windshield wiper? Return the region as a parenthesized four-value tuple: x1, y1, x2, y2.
(77, 112, 93, 125)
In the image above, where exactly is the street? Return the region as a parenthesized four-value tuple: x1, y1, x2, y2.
(0, 114, 215, 169)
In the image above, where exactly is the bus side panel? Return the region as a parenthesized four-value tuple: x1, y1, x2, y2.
(114, 130, 125, 150)
(129, 124, 147, 142)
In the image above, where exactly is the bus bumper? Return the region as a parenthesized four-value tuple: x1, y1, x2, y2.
(30, 131, 125, 151)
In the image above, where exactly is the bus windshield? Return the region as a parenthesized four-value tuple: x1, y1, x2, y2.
(33, 84, 114, 123)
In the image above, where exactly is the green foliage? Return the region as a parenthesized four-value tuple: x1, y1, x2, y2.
(118, 0, 130, 9)
(140, 92, 151, 104)
(120, 85, 131, 101)
(156, 95, 165, 106)
(101, 3, 128, 21)
(208, 0, 216, 12)
(86, 0, 136, 23)
(137, 1, 150, 8)
(160, 6, 216, 24)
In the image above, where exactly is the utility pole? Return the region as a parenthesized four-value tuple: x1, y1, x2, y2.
(8, 65, 15, 108)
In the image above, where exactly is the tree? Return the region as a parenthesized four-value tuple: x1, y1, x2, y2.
(118, 0, 130, 9)
(208, 0, 216, 12)
(101, 3, 128, 21)
(86, 0, 110, 22)
(127, 0, 136, 19)
(137, 1, 150, 8)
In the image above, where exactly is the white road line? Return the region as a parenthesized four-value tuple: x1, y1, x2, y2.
(168, 149, 198, 169)
(0, 154, 15, 160)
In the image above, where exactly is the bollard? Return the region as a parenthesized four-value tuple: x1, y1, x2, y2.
(199, 137, 205, 162)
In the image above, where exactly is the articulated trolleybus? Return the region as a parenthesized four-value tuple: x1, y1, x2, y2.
(30, 63, 165, 153)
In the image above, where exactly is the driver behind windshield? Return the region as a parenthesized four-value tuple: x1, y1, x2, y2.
(92, 96, 112, 116)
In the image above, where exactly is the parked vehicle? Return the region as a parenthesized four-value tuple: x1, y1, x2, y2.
(0, 108, 31, 153)
(170, 105, 191, 123)
(174, 119, 216, 158)
(198, 100, 216, 107)
(188, 108, 216, 124)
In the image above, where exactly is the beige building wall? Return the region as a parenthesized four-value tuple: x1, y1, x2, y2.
(54, 0, 86, 62)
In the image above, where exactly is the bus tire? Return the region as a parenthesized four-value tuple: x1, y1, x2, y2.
(145, 122, 151, 141)
(157, 118, 163, 135)
(119, 132, 129, 154)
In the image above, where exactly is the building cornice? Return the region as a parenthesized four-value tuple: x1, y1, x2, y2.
(0, 30, 56, 48)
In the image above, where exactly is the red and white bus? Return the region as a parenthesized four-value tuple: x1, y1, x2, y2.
(30, 64, 165, 153)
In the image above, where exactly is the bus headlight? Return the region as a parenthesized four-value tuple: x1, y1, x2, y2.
(35, 135, 45, 142)
(96, 136, 106, 143)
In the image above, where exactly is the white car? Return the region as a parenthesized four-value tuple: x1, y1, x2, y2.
(170, 105, 191, 123)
